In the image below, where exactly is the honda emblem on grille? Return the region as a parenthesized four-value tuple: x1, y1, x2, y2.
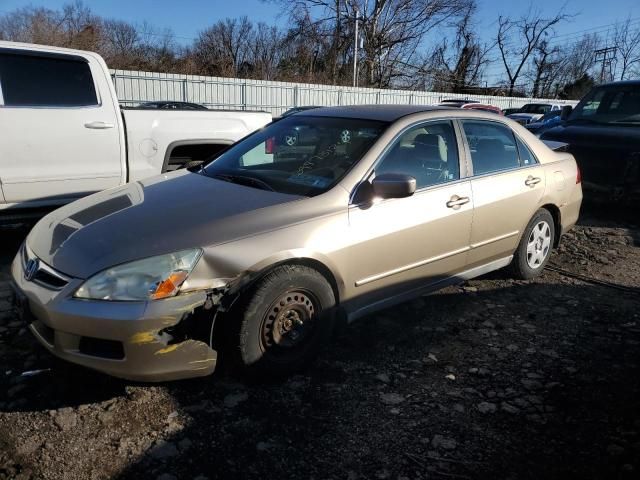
(24, 258, 39, 281)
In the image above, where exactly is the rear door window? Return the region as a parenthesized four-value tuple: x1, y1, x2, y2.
(0, 52, 98, 107)
(462, 121, 520, 175)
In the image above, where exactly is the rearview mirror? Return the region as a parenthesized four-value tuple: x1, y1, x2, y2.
(560, 105, 573, 121)
(372, 173, 416, 199)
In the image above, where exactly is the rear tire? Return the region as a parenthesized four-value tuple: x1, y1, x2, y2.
(233, 265, 336, 378)
(510, 209, 555, 280)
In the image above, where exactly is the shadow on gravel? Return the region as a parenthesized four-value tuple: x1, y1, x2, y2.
(115, 281, 639, 480)
(578, 203, 640, 247)
(2, 216, 640, 479)
(4, 281, 635, 480)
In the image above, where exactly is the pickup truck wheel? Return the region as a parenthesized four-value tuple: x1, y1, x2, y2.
(234, 265, 336, 378)
(510, 209, 555, 280)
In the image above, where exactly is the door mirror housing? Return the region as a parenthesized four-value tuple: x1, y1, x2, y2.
(560, 105, 573, 121)
(372, 173, 417, 199)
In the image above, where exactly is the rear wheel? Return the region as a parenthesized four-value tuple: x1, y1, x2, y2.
(510, 209, 555, 280)
(233, 265, 336, 377)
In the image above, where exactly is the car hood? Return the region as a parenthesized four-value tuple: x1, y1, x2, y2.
(541, 122, 640, 146)
(509, 113, 541, 121)
(27, 170, 305, 279)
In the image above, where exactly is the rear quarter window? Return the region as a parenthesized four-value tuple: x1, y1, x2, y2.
(0, 52, 98, 107)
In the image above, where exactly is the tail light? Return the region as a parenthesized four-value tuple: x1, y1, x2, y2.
(576, 166, 582, 184)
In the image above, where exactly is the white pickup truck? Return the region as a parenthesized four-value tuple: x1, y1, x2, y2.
(0, 41, 272, 220)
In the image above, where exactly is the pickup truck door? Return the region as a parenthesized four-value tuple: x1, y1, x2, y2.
(0, 47, 124, 206)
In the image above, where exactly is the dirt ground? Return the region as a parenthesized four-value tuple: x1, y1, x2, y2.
(1, 209, 639, 480)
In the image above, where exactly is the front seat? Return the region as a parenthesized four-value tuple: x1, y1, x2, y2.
(412, 133, 447, 169)
(376, 143, 426, 185)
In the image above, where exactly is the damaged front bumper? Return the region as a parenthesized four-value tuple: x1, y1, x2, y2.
(11, 253, 219, 382)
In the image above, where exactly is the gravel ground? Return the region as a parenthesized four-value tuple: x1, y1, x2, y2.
(1, 211, 639, 480)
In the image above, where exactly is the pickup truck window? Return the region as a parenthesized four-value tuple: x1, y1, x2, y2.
(0, 53, 97, 107)
(570, 84, 640, 125)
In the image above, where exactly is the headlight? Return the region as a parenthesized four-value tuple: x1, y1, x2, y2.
(74, 249, 202, 301)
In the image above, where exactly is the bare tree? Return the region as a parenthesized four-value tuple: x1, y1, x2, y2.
(551, 33, 601, 96)
(529, 39, 565, 97)
(428, 3, 493, 93)
(193, 17, 254, 77)
(496, 7, 571, 96)
(251, 23, 285, 80)
(59, 0, 101, 50)
(101, 20, 141, 68)
(276, 0, 474, 87)
(613, 17, 640, 80)
(0, 5, 69, 45)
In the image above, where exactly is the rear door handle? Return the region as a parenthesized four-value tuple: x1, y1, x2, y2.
(525, 175, 542, 187)
(446, 195, 470, 209)
(84, 121, 114, 129)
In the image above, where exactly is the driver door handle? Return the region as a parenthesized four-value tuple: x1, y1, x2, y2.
(446, 195, 470, 209)
(84, 121, 114, 129)
(525, 175, 542, 187)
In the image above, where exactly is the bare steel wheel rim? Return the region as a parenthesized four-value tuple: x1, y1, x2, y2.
(261, 289, 318, 352)
(526, 220, 552, 269)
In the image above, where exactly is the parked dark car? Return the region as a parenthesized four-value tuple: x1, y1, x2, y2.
(541, 80, 640, 204)
(502, 107, 521, 116)
(438, 99, 479, 108)
(281, 106, 321, 117)
(525, 110, 562, 135)
(138, 101, 208, 110)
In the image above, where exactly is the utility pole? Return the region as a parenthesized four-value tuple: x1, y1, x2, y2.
(594, 46, 617, 83)
(352, 7, 360, 87)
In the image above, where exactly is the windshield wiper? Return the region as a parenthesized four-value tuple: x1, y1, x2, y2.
(210, 173, 275, 192)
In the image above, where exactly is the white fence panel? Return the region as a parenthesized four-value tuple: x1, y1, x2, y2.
(111, 69, 578, 115)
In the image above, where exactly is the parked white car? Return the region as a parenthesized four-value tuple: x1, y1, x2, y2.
(0, 41, 272, 220)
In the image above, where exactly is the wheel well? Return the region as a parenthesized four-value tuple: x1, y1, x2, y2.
(162, 141, 231, 172)
(541, 204, 562, 248)
(232, 258, 341, 306)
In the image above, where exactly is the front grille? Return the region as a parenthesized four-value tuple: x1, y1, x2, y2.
(78, 336, 125, 360)
(22, 244, 70, 290)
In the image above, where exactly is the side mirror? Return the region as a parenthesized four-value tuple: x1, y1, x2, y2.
(372, 173, 416, 199)
(560, 105, 573, 121)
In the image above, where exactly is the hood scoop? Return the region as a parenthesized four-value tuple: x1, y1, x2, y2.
(48, 190, 138, 255)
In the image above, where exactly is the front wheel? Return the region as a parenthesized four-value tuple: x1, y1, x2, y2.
(510, 209, 555, 280)
(233, 265, 336, 378)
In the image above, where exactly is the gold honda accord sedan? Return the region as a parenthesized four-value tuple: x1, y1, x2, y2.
(11, 105, 582, 381)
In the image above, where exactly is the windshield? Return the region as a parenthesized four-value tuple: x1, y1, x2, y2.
(202, 116, 389, 196)
(520, 104, 552, 114)
(570, 85, 640, 124)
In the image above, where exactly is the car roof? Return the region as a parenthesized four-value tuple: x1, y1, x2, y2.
(298, 104, 451, 122)
(600, 79, 640, 87)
